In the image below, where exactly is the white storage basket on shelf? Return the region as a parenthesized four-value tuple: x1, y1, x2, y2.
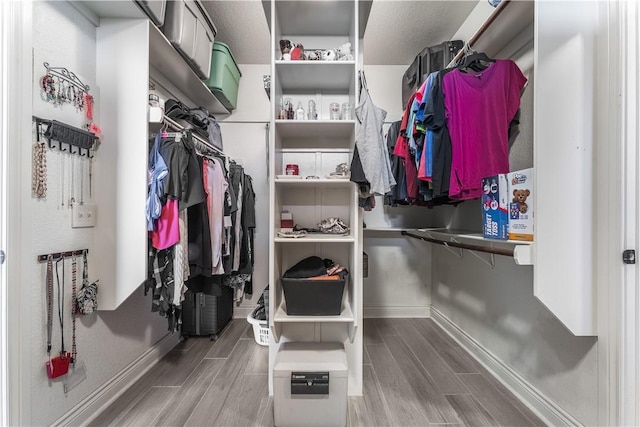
(247, 310, 269, 346)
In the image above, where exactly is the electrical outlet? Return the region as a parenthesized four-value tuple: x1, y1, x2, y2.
(72, 203, 96, 228)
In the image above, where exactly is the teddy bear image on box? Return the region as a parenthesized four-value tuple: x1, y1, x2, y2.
(512, 189, 530, 214)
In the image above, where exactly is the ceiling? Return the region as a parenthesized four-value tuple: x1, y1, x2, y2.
(201, 0, 478, 66)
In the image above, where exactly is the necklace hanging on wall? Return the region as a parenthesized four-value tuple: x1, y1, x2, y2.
(69, 154, 75, 208)
(32, 140, 47, 199)
(60, 151, 65, 209)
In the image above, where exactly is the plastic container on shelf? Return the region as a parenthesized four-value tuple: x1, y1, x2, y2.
(281, 276, 347, 316)
(162, 0, 217, 80)
(206, 41, 242, 110)
(136, 0, 166, 26)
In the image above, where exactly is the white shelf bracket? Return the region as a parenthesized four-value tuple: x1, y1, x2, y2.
(443, 239, 464, 259)
(467, 250, 496, 268)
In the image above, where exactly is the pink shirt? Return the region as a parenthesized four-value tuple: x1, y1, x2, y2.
(151, 198, 180, 250)
(443, 60, 527, 200)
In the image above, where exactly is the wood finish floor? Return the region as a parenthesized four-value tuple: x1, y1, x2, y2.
(90, 318, 545, 427)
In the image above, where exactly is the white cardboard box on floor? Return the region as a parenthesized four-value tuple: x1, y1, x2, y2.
(273, 342, 348, 427)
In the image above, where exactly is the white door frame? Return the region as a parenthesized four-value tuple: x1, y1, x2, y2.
(0, 4, 8, 424)
(597, 1, 639, 426)
(2, 1, 32, 425)
(618, 0, 639, 424)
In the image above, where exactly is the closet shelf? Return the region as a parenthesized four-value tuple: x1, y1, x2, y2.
(265, 0, 372, 38)
(363, 228, 408, 233)
(273, 301, 354, 323)
(272, 1, 355, 36)
(274, 231, 355, 243)
(276, 61, 355, 91)
(148, 23, 229, 115)
(448, 0, 535, 67)
(275, 178, 354, 188)
(402, 228, 533, 266)
(275, 120, 356, 139)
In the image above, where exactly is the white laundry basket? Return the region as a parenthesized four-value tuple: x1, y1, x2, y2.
(247, 310, 269, 346)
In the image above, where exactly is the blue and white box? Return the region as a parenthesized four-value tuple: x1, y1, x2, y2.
(482, 174, 509, 240)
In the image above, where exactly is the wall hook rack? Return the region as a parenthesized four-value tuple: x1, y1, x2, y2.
(33, 116, 97, 158)
(37, 249, 88, 263)
(43, 62, 90, 92)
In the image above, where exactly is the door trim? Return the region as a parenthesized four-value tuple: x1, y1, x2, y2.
(2, 1, 32, 425)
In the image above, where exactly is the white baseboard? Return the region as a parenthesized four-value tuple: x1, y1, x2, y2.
(52, 332, 180, 427)
(364, 305, 430, 318)
(430, 308, 583, 427)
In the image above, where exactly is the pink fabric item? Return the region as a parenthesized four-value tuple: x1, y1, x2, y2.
(443, 60, 527, 200)
(204, 158, 228, 275)
(417, 140, 429, 181)
(151, 199, 180, 250)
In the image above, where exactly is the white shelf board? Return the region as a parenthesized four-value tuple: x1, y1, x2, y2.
(276, 61, 355, 91)
(274, 301, 354, 323)
(363, 228, 408, 232)
(275, 178, 354, 188)
(70, 1, 146, 25)
(405, 228, 534, 265)
(275, 120, 355, 139)
(472, 1, 535, 58)
(416, 228, 533, 246)
(275, 231, 355, 243)
(275, 1, 355, 37)
(148, 24, 229, 114)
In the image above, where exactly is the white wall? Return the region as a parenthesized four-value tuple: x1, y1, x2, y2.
(431, 245, 598, 424)
(219, 64, 271, 318)
(361, 65, 449, 316)
(28, 3, 174, 424)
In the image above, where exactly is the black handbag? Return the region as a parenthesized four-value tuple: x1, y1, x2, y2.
(164, 99, 208, 139)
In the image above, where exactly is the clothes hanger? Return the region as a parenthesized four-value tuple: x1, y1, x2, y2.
(458, 51, 495, 73)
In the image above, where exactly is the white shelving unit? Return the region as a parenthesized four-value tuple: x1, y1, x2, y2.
(148, 24, 229, 114)
(93, 16, 230, 311)
(268, 0, 364, 396)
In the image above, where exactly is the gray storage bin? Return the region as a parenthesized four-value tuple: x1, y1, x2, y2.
(162, 0, 217, 80)
(136, 0, 166, 27)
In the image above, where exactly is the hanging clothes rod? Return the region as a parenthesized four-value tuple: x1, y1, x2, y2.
(160, 115, 225, 157)
(401, 231, 514, 257)
(446, 0, 512, 68)
(37, 249, 89, 263)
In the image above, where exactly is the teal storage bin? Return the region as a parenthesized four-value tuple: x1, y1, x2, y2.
(207, 42, 242, 111)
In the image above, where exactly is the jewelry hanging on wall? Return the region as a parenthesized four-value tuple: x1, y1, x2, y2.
(32, 140, 47, 199)
(88, 157, 92, 200)
(60, 151, 65, 208)
(39, 63, 92, 112)
(80, 156, 85, 204)
(41, 73, 56, 102)
(70, 154, 75, 207)
(85, 93, 94, 121)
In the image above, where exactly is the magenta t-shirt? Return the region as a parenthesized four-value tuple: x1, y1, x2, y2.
(443, 59, 527, 200)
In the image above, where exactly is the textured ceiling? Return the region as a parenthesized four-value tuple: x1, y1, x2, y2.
(201, 0, 478, 66)
(363, 0, 478, 65)
(201, 1, 271, 64)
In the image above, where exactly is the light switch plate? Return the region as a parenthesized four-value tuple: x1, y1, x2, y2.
(72, 203, 96, 228)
